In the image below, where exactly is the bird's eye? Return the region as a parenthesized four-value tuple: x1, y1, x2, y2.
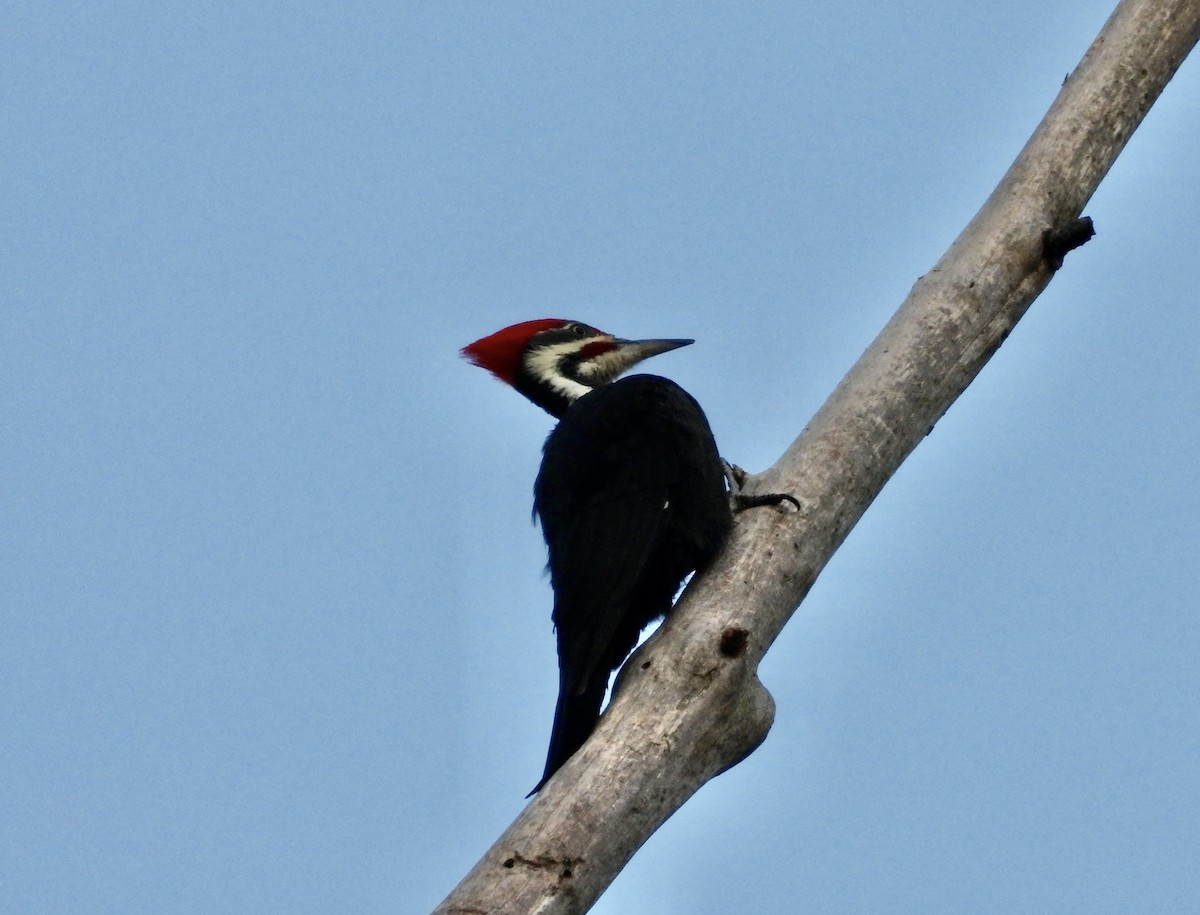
(569, 323, 588, 336)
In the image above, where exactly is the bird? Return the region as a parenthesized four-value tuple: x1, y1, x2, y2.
(463, 319, 760, 794)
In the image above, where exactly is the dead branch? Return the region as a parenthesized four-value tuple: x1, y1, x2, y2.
(435, 1, 1200, 911)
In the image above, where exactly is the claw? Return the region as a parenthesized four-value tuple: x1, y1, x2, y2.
(722, 460, 748, 492)
(722, 460, 800, 513)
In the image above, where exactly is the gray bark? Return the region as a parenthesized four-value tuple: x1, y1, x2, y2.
(435, 1, 1200, 912)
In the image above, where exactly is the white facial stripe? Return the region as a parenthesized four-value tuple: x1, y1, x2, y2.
(526, 340, 595, 401)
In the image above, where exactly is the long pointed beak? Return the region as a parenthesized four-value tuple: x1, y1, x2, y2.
(613, 337, 694, 362)
(611, 337, 694, 377)
(586, 336, 693, 386)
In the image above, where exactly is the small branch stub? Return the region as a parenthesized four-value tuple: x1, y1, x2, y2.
(1043, 216, 1096, 269)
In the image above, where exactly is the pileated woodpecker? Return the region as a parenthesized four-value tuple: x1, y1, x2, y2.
(463, 319, 737, 793)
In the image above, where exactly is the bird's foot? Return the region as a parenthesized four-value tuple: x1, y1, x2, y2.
(733, 491, 801, 512)
(723, 461, 800, 513)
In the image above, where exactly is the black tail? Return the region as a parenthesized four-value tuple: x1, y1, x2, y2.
(527, 673, 608, 796)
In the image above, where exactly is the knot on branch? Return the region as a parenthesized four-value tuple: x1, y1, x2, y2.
(718, 627, 749, 658)
(501, 851, 582, 881)
(1043, 216, 1095, 269)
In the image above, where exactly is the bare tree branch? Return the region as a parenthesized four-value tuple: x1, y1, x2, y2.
(435, 1, 1200, 912)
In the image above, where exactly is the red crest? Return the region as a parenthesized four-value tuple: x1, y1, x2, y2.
(461, 319, 569, 383)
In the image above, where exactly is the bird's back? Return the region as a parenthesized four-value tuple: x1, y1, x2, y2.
(530, 374, 731, 789)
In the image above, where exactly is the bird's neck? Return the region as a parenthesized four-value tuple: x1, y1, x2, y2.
(514, 370, 591, 418)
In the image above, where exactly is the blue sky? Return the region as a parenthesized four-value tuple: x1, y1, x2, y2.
(3, 3, 1198, 913)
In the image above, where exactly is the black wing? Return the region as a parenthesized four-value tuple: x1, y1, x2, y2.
(530, 375, 730, 790)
